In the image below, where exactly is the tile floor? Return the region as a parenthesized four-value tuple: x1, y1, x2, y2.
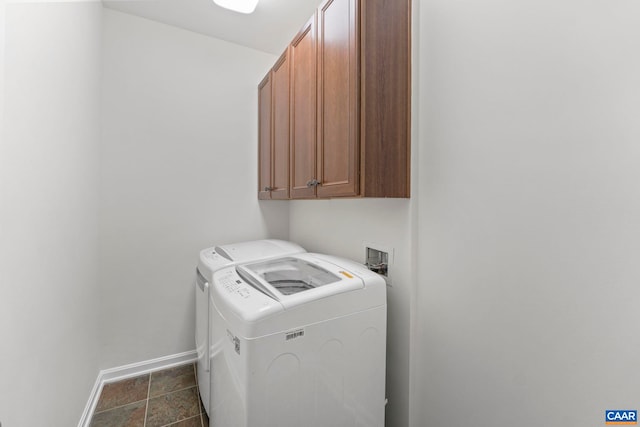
(90, 363, 209, 427)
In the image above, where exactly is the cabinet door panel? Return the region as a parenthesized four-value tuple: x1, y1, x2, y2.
(317, 0, 358, 198)
(290, 15, 317, 199)
(360, 0, 411, 197)
(258, 72, 272, 200)
(271, 50, 290, 199)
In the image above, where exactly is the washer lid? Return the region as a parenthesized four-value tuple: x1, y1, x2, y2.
(236, 254, 364, 309)
(214, 239, 305, 262)
(198, 239, 306, 281)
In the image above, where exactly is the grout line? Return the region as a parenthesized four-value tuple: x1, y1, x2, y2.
(149, 384, 199, 402)
(148, 363, 199, 400)
(158, 414, 203, 427)
(92, 398, 149, 415)
(143, 372, 152, 427)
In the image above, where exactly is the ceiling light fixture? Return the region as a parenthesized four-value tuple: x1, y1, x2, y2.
(213, 0, 259, 14)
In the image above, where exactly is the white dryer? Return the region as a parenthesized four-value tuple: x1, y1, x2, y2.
(209, 253, 387, 427)
(195, 240, 305, 415)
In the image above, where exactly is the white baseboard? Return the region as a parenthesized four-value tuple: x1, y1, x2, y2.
(78, 350, 197, 427)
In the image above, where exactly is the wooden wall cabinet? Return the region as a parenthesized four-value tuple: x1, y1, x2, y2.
(290, 15, 317, 199)
(258, 49, 291, 200)
(257, 72, 272, 200)
(259, 0, 410, 199)
(315, 0, 359, 198)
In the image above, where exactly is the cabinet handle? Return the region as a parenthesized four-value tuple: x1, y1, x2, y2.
(263, 186, 274, 191)
(306, 179, 320, 187)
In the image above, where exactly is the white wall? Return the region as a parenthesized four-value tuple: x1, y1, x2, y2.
(288, 199, 414, 427)
(4, 2, 637, 426)
(0, 1, 103, 425)
(99, 9, 288, 368)
(412, 0, 640, 426)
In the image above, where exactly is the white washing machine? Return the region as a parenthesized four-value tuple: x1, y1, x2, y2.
(195, 240, 305, 415)
(209, 253, 387, 427)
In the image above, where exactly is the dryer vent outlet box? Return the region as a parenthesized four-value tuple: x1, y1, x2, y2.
(365, 246, 389, 278)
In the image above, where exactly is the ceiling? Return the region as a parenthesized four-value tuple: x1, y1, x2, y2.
(102, 0, 323, 55)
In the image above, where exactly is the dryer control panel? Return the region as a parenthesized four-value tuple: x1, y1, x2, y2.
(217, 269, 253, 299)
(212, 267, 284, 323)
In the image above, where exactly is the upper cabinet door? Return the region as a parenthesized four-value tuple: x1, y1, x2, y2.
(258, 72, 272, 200)
(359, 0, 411, 197)
(271, 49, 291, 199)
(289, 15, 318, 199)
(316, 0, 359, 198)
